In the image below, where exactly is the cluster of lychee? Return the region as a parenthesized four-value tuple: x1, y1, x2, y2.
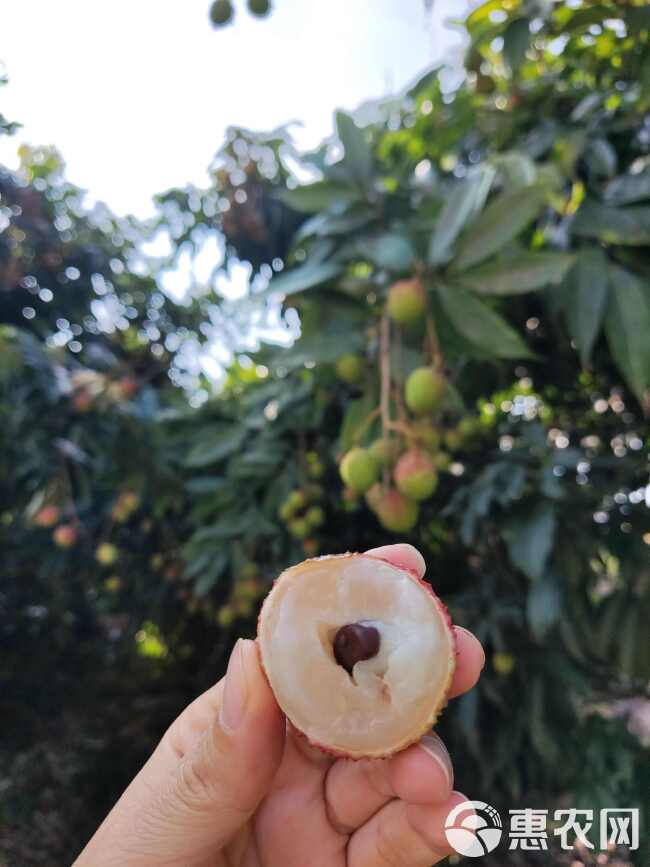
(33, 504, 79, 549)
(278, 483, 326, 556)
(111, 490, 140, 524)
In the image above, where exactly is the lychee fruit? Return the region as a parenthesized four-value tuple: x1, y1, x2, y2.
(305, 505, 325, 529)
(340, 447, 379, 494)
(209, 0, 234, 26)
(364, 483, 383, 514)
(394, 449, 439, 502)
(493, 652, 516, 676)
(248, 0, 271, 15)
(387, 278, 426, 327)
(257, 553, 456, 758)
(433, 451, 452, 472)
(53, 524, 77, 548)
(96, 542, 119, 566)
(411, 419, 441, 454)
(369, 437, 402, 467)
(289, 518, 310, 539)
(34, 505, 60, 528)
(217, 605, 236, 628)
(375, 488, 419, 533)
(335, 353, 364, 385)
(405, 367, 445, 415)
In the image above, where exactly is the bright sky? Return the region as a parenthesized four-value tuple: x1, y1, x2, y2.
(0, 0, 469, 218)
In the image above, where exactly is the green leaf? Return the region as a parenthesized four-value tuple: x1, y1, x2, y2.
(261, 261, 343, 299)
(604, 167, 650, 206)
(436, 283, 533, 359)
(428, 165, 495, 266)
(503, 17, 530, 72)
(604, 265, 650, 405)
(564, 247, 609, 366)
(360, 232, 416, 272)
(460, 252, 574, 295)
(279, 181, 359, 213)
(452, 184, 547, 271)
(335, 111, 373, 187)
(278, 331, 365, 371)
(184, 427, 246, 468)
(503, 502, 556, 581)
(573, 200, 650, 245)
(526, 575, 562, 641)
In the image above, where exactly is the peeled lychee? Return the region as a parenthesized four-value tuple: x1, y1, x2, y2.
(394, 449, 438, 501)
(387, 278, 426, 327)
(340, 447, 379, 494)
(335, 353, 364, 385)
(258, 553, 456, 758)
(376, 488, 419, 533)
(405, 367, 445, 415)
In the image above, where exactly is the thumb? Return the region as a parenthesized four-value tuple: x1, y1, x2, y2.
(75, 639, 285, 867)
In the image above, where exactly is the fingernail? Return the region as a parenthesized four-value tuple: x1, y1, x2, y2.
(419, 734, 453, 790)
(220, 639, 250, 733)
(455, 625, 486, 669)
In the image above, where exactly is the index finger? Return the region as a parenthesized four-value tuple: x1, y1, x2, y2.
(364, 543, 485, 699)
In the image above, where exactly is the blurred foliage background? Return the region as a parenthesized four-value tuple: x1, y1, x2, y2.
(1, 1, 650, 864)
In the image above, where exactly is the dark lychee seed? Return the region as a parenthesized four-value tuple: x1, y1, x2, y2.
(333, 623, 380, 675)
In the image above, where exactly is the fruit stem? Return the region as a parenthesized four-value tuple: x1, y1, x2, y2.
(379, 313, 392, 487)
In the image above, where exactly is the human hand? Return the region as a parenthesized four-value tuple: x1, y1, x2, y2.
(74, 543, 485, 867)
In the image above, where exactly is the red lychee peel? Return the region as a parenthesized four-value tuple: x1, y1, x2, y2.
(257, 552, 456, 759)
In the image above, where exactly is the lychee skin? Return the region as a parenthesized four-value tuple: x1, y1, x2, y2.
(394, 449, 439, 501)
(257, 553, 457, 759)
(335, 353, 364, 385)
(340, 448, 380, 494)
(376, 488, 419, 533)
(405, 367, 445, 415)
(387, 278, 426, 327)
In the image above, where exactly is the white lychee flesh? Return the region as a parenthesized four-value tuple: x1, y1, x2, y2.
(258, 553, 456, 758)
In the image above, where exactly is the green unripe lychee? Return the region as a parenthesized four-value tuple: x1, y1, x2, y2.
(288, 489, 307, 512)
(340, 447, 380, 494)
(394, 449, 438, 501)
(444, 428, 463, 452)
(411, 420, 441, 454)
(387, 278, 426, 327)
(210, 0, 234, 26)
(376, 488, 419, 533)
(335, 353, 364, 385)
(369, 437, 402, 467)
(248, 0, 271, 16)
(96, 542, 119, 566)
(305, 505, 325, 528)
(289, 518, 310, 539)
(279, 501, 294, 521)
(493, 652, 516, 676)
(405, 367, 445, 415)
(217, 605, 235, 628)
